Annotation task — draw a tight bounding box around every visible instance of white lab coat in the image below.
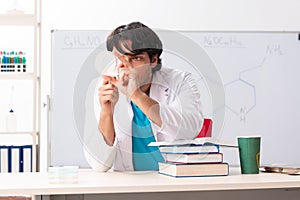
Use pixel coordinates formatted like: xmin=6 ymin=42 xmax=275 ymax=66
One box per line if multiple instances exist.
xmin=84 ymin=67 xmax=203 ymax=172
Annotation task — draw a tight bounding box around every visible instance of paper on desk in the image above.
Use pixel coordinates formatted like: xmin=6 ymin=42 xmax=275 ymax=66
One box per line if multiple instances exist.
xmin=261 ymin=164 xmax=300 ymax=175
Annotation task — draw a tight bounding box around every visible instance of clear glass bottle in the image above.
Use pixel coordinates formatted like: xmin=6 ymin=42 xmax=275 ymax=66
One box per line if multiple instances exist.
xmin=6 ymin=109 xmax=17 ymax=132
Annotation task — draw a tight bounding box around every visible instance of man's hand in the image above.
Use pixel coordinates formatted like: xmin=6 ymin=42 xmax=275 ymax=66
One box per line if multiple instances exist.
xmin=116 ymin=68 xmax=140 ymax=98
xmin=113 ymin=64 xmax=152 ymax=98
xmin=98 ymin=75 xmax=119 ymax=112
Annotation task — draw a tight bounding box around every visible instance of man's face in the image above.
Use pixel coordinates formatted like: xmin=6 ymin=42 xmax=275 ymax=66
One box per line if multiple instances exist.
xmin=114 ymin=51 xmax=152 ymax=69
xmin=112 ymin=40 xmax=158 ymax=88
xmin=112 ymin=39 xmax=158 ymax=69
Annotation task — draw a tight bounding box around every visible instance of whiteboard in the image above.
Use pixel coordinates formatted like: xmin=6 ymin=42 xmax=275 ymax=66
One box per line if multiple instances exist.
xmin=50 ymin=30 xmax=300 ymax=168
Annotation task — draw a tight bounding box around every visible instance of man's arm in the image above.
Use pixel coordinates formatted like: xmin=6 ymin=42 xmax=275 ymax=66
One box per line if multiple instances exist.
xmin=130 ymin=90 xmax=162 ymax=127
xmin=98 ymin=77 xmax=119 ymax=146
xmin=99 ymin=106 xmax=115 ymax=146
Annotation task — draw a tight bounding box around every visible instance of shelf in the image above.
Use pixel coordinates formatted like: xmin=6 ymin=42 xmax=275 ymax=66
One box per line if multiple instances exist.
xmin=0 ymin=14 xmax=36 ymax=26
xmin=0 ymin=131 xmax=38 ymax=136
xmin=0 ymin=72 xmax=37 ymax=80
xmin=0 ymin=0 xmax=41 ymax=173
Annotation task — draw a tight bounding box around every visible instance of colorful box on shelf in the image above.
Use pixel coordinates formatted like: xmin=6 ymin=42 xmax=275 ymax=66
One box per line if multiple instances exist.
xmin=0 ymin=51 xmax=26 ymax=73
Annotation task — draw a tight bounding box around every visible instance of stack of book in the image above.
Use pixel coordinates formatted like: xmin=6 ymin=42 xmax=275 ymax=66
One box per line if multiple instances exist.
xmin=149 ymin=138 xmax=237 ymax=177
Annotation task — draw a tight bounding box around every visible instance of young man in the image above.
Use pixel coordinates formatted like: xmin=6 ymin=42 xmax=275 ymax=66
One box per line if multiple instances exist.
xmin=87 ymin=22 xmax=203 ymax=171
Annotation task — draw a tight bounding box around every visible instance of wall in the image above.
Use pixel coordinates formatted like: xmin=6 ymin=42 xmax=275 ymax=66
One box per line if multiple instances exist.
xmin=40 ymin=0 xmax=300 ymax=171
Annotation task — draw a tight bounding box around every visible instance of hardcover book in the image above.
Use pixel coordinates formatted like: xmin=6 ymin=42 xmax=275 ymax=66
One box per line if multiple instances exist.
xmin=158 ymin=162 xmax=229 ymax=177
xmin=163 ymin=152 xmax=223 ymax=164
xmin=149 ymin=137 xmax=237 ymax=148
xmin=159 ymin=144 xmax=220 ymax=154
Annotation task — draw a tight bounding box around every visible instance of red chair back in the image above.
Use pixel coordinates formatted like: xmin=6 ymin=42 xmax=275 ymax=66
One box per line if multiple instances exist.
xmin=196 ymin=118 xmax=212 ymax=138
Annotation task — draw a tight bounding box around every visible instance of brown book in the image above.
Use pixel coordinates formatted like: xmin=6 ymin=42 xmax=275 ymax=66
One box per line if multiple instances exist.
xmin=158 ymin=162 xmax=229 ymax=177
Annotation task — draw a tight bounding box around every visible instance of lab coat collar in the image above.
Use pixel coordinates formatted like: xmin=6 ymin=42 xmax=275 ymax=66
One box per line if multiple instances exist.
xmin=150 ymin=70 xmax=170 ymax=102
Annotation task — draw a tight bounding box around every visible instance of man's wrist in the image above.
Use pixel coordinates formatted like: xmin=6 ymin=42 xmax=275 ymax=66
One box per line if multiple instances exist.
xmin=101 ymin=105 xmax=114 ymax=116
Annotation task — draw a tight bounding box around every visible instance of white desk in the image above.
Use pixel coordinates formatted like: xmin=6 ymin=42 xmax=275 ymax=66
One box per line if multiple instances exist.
xmin=0 ymin=168 xmax=300 ymax=196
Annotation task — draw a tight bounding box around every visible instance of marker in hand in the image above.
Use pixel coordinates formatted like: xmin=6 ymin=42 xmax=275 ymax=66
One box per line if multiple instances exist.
xmin=102 ymin=57 xmax=121 ymax=82
xmin=102 ymin=72 xmax=118 ymax=86
xmin=102 ymin=72 xmax=119 ymax=81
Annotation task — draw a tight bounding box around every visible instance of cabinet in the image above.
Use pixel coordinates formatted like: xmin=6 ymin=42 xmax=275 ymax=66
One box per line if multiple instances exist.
xmin=0 ymin=0 xmax=41 ymax=172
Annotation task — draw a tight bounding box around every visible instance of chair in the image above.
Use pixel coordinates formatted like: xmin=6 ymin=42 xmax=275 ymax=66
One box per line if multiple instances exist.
xmin=196 ymin=118 xmax=212 ymax=138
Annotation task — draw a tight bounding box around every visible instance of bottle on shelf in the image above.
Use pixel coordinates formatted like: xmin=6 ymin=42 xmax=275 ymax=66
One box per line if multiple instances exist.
xmin=0 ymin=51 xmax=27 ymax=73
xmin=6 ymin=109 xmax=17 ymax=132
xmin=6 ymin=85 xmax=17 ymax=132
xmin=6 ymin=0 xmax=25 ymax=14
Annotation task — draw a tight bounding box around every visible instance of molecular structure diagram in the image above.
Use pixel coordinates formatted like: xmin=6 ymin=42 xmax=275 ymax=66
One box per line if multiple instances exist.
xmin=224 ymin=44 xmax=283 ymax=122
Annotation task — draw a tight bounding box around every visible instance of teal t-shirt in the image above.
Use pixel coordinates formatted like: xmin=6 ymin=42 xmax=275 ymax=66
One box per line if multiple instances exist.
xmin=131 ymin=101 xmax=164 ymax=171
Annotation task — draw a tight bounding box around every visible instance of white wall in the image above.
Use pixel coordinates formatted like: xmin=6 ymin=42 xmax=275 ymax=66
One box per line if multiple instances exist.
xmin=40 ymin=0 xmax=300 ymax=171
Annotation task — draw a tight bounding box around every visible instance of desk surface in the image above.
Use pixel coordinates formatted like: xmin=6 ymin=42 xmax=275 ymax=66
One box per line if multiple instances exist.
xmin=1 ymin=168 xmax=300 ymax=195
